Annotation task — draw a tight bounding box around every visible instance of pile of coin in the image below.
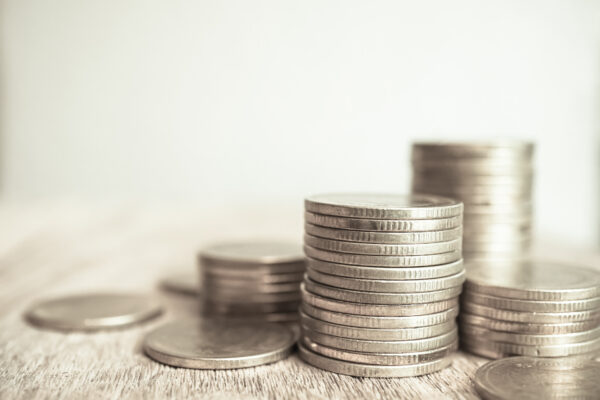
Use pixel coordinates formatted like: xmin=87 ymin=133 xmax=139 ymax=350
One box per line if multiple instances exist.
xmin=460 ymin=261 xmax=600 ymax=358
xmin=411 ymin=142 xmax=534 ymax=261
xmin=198 ymin=241 xmax=305 ymax=322
xmin=298 ymin=193 xmax=465 ymax=377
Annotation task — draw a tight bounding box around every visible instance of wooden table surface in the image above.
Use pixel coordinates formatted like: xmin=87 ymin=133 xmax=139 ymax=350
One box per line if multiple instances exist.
xmin=1 ymin=201 xmax=598 ymax=400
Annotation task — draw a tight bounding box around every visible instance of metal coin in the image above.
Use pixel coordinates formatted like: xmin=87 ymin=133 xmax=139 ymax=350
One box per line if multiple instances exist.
xmin=305 ymin=278 xmax=462 ymax=305
xmin=300 ymin=311 xmax=456 ymax=340
xmin=411 ymin=182 xmax=532 ymax=198
xmin=412 ymin=171 xmax=534 ymax=186
xmin=304 ymin=234 xmax=461 ymax=256
xmin=462 ymin=240 xmax=531 ymax=253
xmin=460 ymin=324 xmax=600 ymax=346
xmin=463 ymin=291 xmax=600 ymax=312
xmin=302 ymin=335 xmax=458 ymax=366
xmin=25 ymin=293 xmax=162 ymax=331
xmin=302 ymin=326 xmax=458 ymax=352
xmin=199 ymin=241 xmax=304 ymax=265
xmin=205 ymin=311 xmax=299 ymax=323
xmin=305 ymin=224 xmax=462 ymax=244
xmin=307 ymin=257 xmax=464 ymax=280
xmin=203 ymin=300 xmax=300 ymax=313
xmin=412 ymin=161 xmax=533 ymax=176
xmin=143 ymin=319 xmax=295 ymax=369
xmin=412 ymin=141 xmax=535 ymax=160
xmin=305 ymin=212 xmax=462 ymax=232
xmin=302 ymin=285 xmax=458 ymax=316
xmin=465 ymin=261 xmax=600 ymax=301
xmin=203 ymin=280 xmax=300 ymax=294
xmin=160 ymin=272 xmax=200 ymax=296
xmin=203 ymin=270 xmax=304 ymax=283
xmin=301 ymin=303 xmax=459 ymax=328
xmin=304 ymin=246 xmax=461 ymax=267
xmin=201 ymin=260 xmax=306 ymax=274
xmin=298 ymin=343 xmax=452 ymax=377
xmin=304 ymin=193 xmax=462 ymax=219
xmin=462 ymin=302 xmax=600 ymax=324
xmin=474 ymin=356 xmax=600 ymax=400
xmin=460 ymin=313 xmax=600 ymax=335
xmin=204 ymin=289 xmax=301 ymax=303
xmin=307 ymin=268 xmax=465 ymax=293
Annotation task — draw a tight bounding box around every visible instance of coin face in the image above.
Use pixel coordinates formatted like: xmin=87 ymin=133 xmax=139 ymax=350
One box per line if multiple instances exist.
xmin=465 ymin=261 xmax=600 ymax=301
xmin=200 ymin=241 xmax=304 ymax=264
xmin=474 ymin=357 xmax=600 ymax=400
xmin=143 ymin=319 xmax=296 ymax=369
xmin=25 ymin=293 xmax=162 ymax=331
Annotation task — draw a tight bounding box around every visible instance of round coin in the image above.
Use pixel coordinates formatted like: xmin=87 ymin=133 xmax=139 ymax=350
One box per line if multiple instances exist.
xmin=144 ymin=319 xmax=295 ymax=369
xmin=203 ymin=280 xmax=300 ymax=294
xmin=304 ymin=235 xmax=461 ymax=256
xmin=203 ymin=270 xmax=304 ymax=283
xmin=202 ymin=300 xmax=300 ymax=314
xmin=25 ymin=293 xmax=162 ymax=331
xmin=200 ymin=241 xmax=303 ymax=265
xmin=203 ymin=289 xmax=301 ymax=303
xmin=304 ymin=193 xmax=462 ymax=220
xmin=305 ymin=212 xmax=462 ymax=232
xmin=463 ymin=292 xmax=600 ymax=312
xmin=298 ymin=343 xmax=452 ymax=377
xmin=461 ymin=302 xmax=600 ymax=324
xmin=412 ymin=141 xmax=535 ymax=160
xmin=160 ymin=272 xmax=200 ymax=296
xmin=474 ymin=356 xmax=600 ymax=400
xmin=304 ymin=246 xmax=461 ymax=267
xmin=305 ymin=224 xmax=462 ymax=244
xmin=307 ymin=268 xmax=465 ymax=293
xmin=460 ymin=313 xmax=600 ymax=335
xmin=461 ymin=324 xmax=600 ymax=346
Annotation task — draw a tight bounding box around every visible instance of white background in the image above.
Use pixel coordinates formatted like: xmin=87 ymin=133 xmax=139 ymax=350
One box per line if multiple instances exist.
xmin=1 ymin=0 xmax=599 ymax=247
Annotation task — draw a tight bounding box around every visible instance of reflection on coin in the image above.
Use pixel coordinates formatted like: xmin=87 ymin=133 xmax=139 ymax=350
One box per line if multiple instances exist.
xmin=144 ymin=319 xmax=295 ymax=369
xmin=465 ymin=262 xmax=600 ymax=301
xmin=200 ymin=241 xmax=304 ymax=265
xmin=304 ymin=193 xmax=462 ymax=219
xmin=474 ymin=356 xmax=600 ymax=400
xmin=460 ymin=313 xmax=599 ymax=335
xmin=305 ymin=246 xmax=461 ymax=267
xmin=461 ymin=302 xmax=600 ymax=324
xmin=461 ymin=324 xmax=600 ymax=346
xmin=307 ymin=257 xmax=464 ymax=280
xmin=463 ymin=292 xmax=600 ymax=313
xmin=161 ymin=272 xmax=200 ymax=296
xmin=298 ymin=343 xmax=452 ymax=377
xmin=305 ymin=212 xmax=462 ymax=232
xmin=305 ymin=224 xmax=462 ymax=244
xmin=25 ymin=293 xmax=162 ymax=331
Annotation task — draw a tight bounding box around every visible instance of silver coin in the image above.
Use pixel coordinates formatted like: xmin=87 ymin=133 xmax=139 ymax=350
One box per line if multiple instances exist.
xmin=304 ymin=234 xmax=462 ymax=256
xmin=412 ymin=141 xmax=535 ymax=159
xmin=302 ymin=326 xmax=458 ymax=353
xmin=474 ymin=356 xmax=600 ymax=400
xmin=143 ymin=319 xmax=295 ymax=369
xmin=461 ymin=335 xmax=600 ymax=358
xmin=460 ymin=313 xmax=600 ymax=335
xmin=300 ymin=311 xmax=456 ymax=340
xmin=302 ymin=335 xmax=458 ymax=366
xmin=412 ymin=171 xmax=534 ymax=186
xmin=199 ymin=241 xmax=304 ymax=265
xmin=203 ymin=300 xmax=300 ymax=313
xmin=464 ymin=202 xmax=533 ymax=215
xmin=460 ymin=323 xmax=600 ymax=346
xmin=25 ymin=293 xmax=163 ymax=331
xmin=305 ymin=278 xmax=462 ymax=305
xmin=204 ymin=289 xmax=301 ymax=303
xmin=298 ymin=343 xmax=452 ymax=377
xmin=307 ymin=268 xmax=465 ymax=293
xmin=412 ymin=162 xmax=533 ymax=177
xmin=412 ymin=182 xmax=533 ymax=198
xmin=462 ymin=302 xmax=600 ymax=324
xmin=305 ymin=212 xmax=462 ymax=232
xmin=305 ymin=223 xmax=462 ymax=244
xmin=160 ymin=272 xmax=200 ymax=296
xmin=465 ymin=261 xmax=600 ymax=301
xmin=301 ymin=303 xmax=459 ymax=328
xmin=463 ymin=291 xmax=600 ymax=312
xmin=201 ymin=261 xmax=306 ymax=275
xmin=302 ymin=285 xmax=458 ymax=316
xmin=205 ymin=311 xmax=299 ymax=322
xmin=307 ymin=257 xmax=464 ymax=280
xmin=304 ymin=246 xmax=461 ymax=267
xmin=203 ymin=270 xmax=304 ymax=283
xmin=304 ymin=193 xmax=463 ymax=220
xmin=203 ymin=280 xmax=300 ymax=294
xmin=411 ymin=190 xmax=531 ymax=208
xmin=462 ymin=240 xmax=531 ymax=253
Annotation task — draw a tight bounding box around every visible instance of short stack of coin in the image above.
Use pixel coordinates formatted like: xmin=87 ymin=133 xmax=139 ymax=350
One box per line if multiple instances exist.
xmin=298 ymin=193 xmax=466 ymax=377
xmin=411 ymin=142 xmax=534 ymax=261
xmin=460 ymin=261 xmax=600 ymax=359
xmin=198 ymin=241 xmax=305 ymax=322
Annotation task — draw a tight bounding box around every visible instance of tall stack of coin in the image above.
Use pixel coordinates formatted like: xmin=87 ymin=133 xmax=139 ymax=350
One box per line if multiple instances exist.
xmin=411 ymin=142 xmax=534 ymax=261
xmin=198 ymin=241 xmax=305 ymax=322
xmin=460 ymin=261 xmax=600 ymax=358
xmin=298 ymin=193 xmax=465 ymax=377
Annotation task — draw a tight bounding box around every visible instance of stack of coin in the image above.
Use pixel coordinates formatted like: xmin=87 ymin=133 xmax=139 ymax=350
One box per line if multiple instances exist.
xmin=198 ymin=241 xmax=305 ymax=322
xmin=411 ymin=142 xmax=534 ymax=261
xmin=460 ymin=261 xmax=600 ymax=359
xmin=298 ymin=193 xmax=465 ymax=377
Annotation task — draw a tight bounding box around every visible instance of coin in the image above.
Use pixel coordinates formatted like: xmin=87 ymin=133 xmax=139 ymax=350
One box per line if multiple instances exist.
xmin=307 ymin=257 xmax=464 ymax=280
xmin=199 ymin=241 xmax=304 ymax=265
xmin=461 ymin=302 xmax=600 ymax=324
xmin=205 ymin=311 xmax=299 ymax=322
xmin=201 ymin=261 xmax=306 ymax=274
xmin=203 ymin=289 xmax=301 ymax=303
xmin=304 ymin=234 xmax=461 ymax=256
xmin=143 ymin=319 xmax=295 ymax=369
xmin=412 ymin=141 xmax=534 ymax=160
xmin=465 ymin=261 xmax=600 ymax=301
xmin=25 ymin=293 xmax=163 ymax=331
xmin=306 ymin=268 xmax=465 ymax=293
xmin=203 ymin=300 xmax=300 ymax=313
xmin=298 ymin=343 xmax=452 ymax=377
xmin=304 ymin=193 xmax=462 ymax=220
xmin=305 ymin=212 xmax=462 ymax=232
xmin=460 ymin=313 xmax=599 ymax=335
xmin=301 ymin=303 xmax=459 ymax=328
xmin=474 ymin=356 xmax=600 ymax=400
xmin=304 ymin=246 xmax=461 ymax=267
xmin=302 ymin=326 xmax=458 ymax=353
xmin=305 ymin=224 xmax=463 ymax=244
xmin=302 ymin=335 xmax=458 ymax=366
xmin=203 ymin=270 xmax=304 ymax=283
xmin=160 ymin=272 xmax=200 ymax=296
xmin=204 ymin=280 xmax=301 ymax=294
xmin=300 ymin=311 xmax=456 ymax=340
xmin=461 ymin=324 xmax=600 ymax=346
xmin=302 ymin=285 xmax=458 ymax=316
xmin=463 ymin=291 xmax=600 ymax=312
xmin=412 ymin=171 xmax=534 ymax=186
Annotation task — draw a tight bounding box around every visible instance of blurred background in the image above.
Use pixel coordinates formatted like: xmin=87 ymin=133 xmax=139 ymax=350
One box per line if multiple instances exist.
xmin=1 ymin=0 xmax=599 ymax=248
